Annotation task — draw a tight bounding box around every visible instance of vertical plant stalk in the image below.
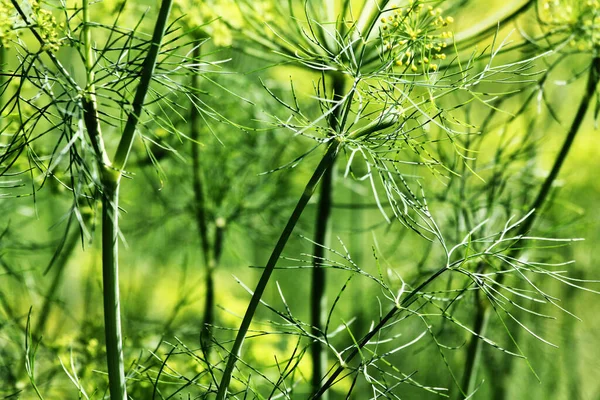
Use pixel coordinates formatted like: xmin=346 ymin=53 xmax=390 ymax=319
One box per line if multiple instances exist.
xmin=457 ymin=282 xmax=491 ymax=399
xmin=310 ymin=167 xmax=333 ymax=396
xmin=80 ymin=1 xmax=126 ymax=398
xmin=81 ymin=0 xmax=173 ymax=398
xmin=100 ymin=174 xmax=127 ymax=400
xmin=188 ymin=42 xmax=215 ymax=356
xmin=458 ymin=56 xmax=600 ymax=399
xmin=310 ymin=73 xmax=345 ymax=398
xmin=216 ymin=141 xmax=341 ymax=400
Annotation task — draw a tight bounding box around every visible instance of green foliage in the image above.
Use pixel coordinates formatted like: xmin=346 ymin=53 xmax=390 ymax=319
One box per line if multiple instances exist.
xmin=1 ymin=0 xmax=599 ymax=399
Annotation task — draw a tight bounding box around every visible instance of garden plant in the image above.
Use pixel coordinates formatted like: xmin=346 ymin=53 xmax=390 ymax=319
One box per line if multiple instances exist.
xmin=0 ymin=0 xmax=599 ymax=399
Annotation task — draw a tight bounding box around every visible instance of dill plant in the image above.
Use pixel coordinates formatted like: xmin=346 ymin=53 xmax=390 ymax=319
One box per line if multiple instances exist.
xmin=0 ymin=0 xmax=221 ymax=396
xmin=454 ymin=1 xmax=600 ymax=397
xmin=216 ymin=2 xmax=460 ymax=396
xmin=196 ymin=1 xmax=591 ymax=398
xmin=0 ymin=0 xmax=598 ymax=398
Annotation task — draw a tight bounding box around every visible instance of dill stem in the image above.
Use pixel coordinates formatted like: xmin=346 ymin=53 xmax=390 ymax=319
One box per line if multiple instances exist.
xmin=188 ymin=43 xmax=216 ymax=357
xmin=311 ymin=72 xmax=345 ymax=398
xmin=216 ymin=140 xmax=341 ymax=400
xmin=459 ymin=56 xmax=600 ymax=399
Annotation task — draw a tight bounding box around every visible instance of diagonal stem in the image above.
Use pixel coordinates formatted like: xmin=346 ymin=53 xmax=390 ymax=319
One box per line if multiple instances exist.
xmin=216 ymin=140 xmax=341 ymax=400
xmin=458 ymin=55 xmax=600 ymax=399
xmin=112 ymin=0 xmax=173 ymax=171
xmin=311 ymin=264 xmax=449 ymax=398
xmin=313 ymin=56 xmax=600 ymax=400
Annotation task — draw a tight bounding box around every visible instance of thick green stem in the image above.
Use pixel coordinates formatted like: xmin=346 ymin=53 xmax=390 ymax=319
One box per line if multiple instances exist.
xmin=83 ymin=1 xmax=173 ymax=397
xmin=458 ymin=56 xmax=600 ymax=399
xmin=458 ymin=287 xmax=491 ymax=398
xmin=101 ymin=173 xmax=127 ymax=400
xmin=453 ymin=0 xmax=534 ymax=48
xmin=1 ymin=45 xmax=5 ymax=108
xmin=203 ymin=224 xmax=224 ymax=353
xmin=310 ymin=73 xmax=345 ymax=398
xmin=356 ymin=0 xmax=392 ymax=41
xmin=190 ymin=45 xmax=210 ymax=266
xmin=216 ymin=141 xmax=341 ymax=400
xmin=81 ymin=1 xmax=126 ymax=397
xmin=82 ymin=0 xmax=110 ymax=166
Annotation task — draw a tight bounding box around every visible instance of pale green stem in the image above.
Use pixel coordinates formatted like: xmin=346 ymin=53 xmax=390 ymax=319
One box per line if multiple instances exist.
xmin=85 ymin=0 xmax=173 ymax=397
xmin=453 ymin=0 xmax=535 ymax=48
xmin=356 ymin=0 xmax=392 ymax=41
xmin=101 ymin=174 xmax=127 ymax=400
xmin=81 ymin=0 xmax=125 ymax=396
xmin=1 ymin=45 xmax=5 ymax=108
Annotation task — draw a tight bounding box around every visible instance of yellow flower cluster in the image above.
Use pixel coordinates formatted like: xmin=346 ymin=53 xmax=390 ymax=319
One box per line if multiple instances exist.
xmin=1 ymin=0 xmax=63 ymax=50
xmin=0 ymin=0 xmax=17 ymax=46
xmin=30 ymin=0 xmax=63 ymax=52
xmin=540 ymin=0 xmax=600 ymax=51
xmin=380 ymin=0 xmax=453 ymax=73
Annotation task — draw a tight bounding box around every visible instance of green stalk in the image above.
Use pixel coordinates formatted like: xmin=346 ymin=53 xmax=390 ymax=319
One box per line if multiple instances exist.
xmin=310 ymin=73 xmax=345 ymax=398
xmin=310 ymin=166 xmax=333 ymax=397
xmin=81 ymin=0 xmax=110 ymax=167
xmin=100 ymin=172 xmax=127 ymax=400
xmin=1 ymin=45 xmax=5 ymax=108
xmin=458 ymin=56 xmax=600 ymax=399
xmin=456 ymin=284 xmax=490 ymax=399
xmin=216 ymin=140 xmax=341 ymax=400
xmin=112 ymin=0 xmax=173 ymax=171
xmin=80 ymin=1 xmax=125 ymax=397
xmin=203 ymin=222 xmax=225 ymax=351
xmin=7 ymin=0 xmax=172 ymax=397
xmin=83 ymin=0 xmax=173 ymax=397
xmin=356 ymin=0 xmax=392 ymax=42
xmin=188 ymin=43 xmax=215 ymax=355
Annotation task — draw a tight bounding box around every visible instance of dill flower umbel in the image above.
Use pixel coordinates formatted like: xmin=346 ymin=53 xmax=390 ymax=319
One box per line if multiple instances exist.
xmin=0 ymin=0 xmax=17 ymax=46
xmin=31 ymin=0 xmax=63 ymax=52
xmin=6 ymin=0 xmax=64 ymax=51
xmin=379 ymin=0 xmax=453 ymax=72
xmin=539 ymin=0 xmax=600 ymax=51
